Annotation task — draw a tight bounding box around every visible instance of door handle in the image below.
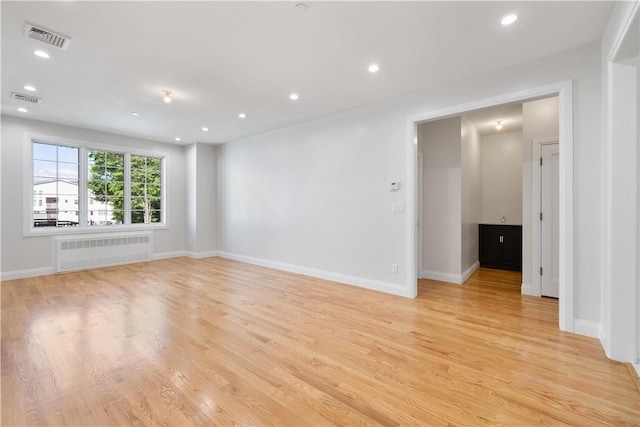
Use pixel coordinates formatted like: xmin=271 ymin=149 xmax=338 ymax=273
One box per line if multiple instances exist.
xmin=499 ymin=235 xmax=504 ymax=243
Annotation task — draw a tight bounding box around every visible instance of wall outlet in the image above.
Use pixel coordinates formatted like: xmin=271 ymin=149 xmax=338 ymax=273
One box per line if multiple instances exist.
xmin=391 ymin=263 xmax=399 ymax=274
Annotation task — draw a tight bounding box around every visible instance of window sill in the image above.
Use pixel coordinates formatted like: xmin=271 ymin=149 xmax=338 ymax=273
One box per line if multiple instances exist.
xmin=24 ymin=223 xmax=168 ymax=238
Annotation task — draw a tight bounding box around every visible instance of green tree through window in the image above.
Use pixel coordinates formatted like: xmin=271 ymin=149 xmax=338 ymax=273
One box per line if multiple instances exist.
xmin=88 ymin=150 xmax=124 ymax=223
xmin=87 ymin=151 xmax=161 ymax=224
xmin=131 ymin=155 xmax=162 ymax=224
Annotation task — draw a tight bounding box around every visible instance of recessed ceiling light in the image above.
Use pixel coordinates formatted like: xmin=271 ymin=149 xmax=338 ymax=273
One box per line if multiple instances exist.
xmin=17 ymin=107 xmax=28 ymax=113
xmin=175 ymin=137 xmax=181 ymax=142
xmin=131 ymin=112 xmax=139 ymax=116
xmin=23 ymin=85 xmax=36 ymax=91
xmin=368 ymin=63 xmax=380 ymax=73
xmin=496 ymin=121 xmax=503 ymax=130
xmin=33 ymin=50 xmax=50 ymax=59
xmin=202 ymin=127 xmax=209 ymax=132
xmin=501 ymin=14 xmax=518 ymax=26
xmin=238 ymin=113 xmax=247 ymax=119
xmin=289 ymin=93 xmax=299 ymax=101
xmin=163 ymin=90 xmax=172 ymax=103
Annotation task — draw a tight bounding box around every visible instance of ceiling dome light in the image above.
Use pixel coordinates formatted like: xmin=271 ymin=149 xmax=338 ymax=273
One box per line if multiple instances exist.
xmin=496 ymin=121 xmax=503 ymax=130
xmin=238 ymin=113 xmax=247 ymax=119
xmin=501 ymin=14 xmax=518 ymax=26
xmin=175 ymin=137 xmax=181 ymax=142
xmin=23 ymin=85 xmax=36 ymax=91
xmin=289 ymin=93 xmax=299 ymax=101
xmin=33 ymin=50 xmax=50 ymax=58
xmin=202 ymin=127 xmax=209 ymax=131
xmin=368 ymin=63 xmax=380 ymax=73
xmin=131 ymin=112 xmax=139 ymax=116
xmin=17 ymin=107 xmax=28 ymax=113
xmin=162 ymin=90 xmax=172 ymax=103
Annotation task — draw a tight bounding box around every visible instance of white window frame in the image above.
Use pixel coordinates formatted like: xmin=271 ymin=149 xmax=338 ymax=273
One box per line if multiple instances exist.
xmin=23 ymin=133 xmax=168 ymax=237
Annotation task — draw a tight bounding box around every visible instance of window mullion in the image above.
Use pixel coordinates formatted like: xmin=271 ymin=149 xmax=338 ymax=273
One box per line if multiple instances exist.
xmin=124 ymin=153 xmax=131 ymax=225
xmin=79 ymin=147 xmax=88 ymax=228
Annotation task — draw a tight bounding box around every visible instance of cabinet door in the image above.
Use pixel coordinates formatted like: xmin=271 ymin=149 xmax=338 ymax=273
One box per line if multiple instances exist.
xmin=501 ymin=227 xmax=522 ymax=271
xmin=479 ymin=225 xmax=503 ymax=267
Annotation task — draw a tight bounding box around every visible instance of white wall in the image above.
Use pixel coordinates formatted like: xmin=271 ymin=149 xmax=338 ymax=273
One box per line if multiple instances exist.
xmin=461 ymin=116 xmax=482 ymax=276
xmin=0 ymin=115 xmax=186 ymax=278
xmin=185 ymin=143 xmax=217 ymax=255
xmin=215 ymin=42 xmax=602 ymax=313
xmin=600 ymin=0 xmax=639 ymax=363
xmin=418 ymin=117 xmax=462 ymax=281
xmin=481 ymin=131 xmax=523 ymax=225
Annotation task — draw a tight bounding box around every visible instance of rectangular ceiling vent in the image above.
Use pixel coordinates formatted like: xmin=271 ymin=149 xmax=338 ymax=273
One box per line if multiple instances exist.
xmin=24 ymin=22 xmax=71 ymax=50
xmin=10 ymin=92 xmax=41 ymax=104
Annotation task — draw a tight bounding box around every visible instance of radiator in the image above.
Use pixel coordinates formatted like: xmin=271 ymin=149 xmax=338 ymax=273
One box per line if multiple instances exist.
xmin=55 ymin=232 xmax=153 ymax=273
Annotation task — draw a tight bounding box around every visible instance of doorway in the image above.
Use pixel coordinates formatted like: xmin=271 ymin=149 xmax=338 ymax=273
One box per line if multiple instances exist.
xmin=406 ymin=81 xmax=575 ymax=332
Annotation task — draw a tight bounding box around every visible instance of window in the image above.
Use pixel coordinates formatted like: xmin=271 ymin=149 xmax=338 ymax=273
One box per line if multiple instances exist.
xmin=88 ymin=150 xmax=124 ymax=226
xmin=130 ymin=155 xmax=162 ymax=224
xmin=30 ymin=141 xmax=164 ymax=231
xmin=33 ymin=143 xmax=79 ymax=227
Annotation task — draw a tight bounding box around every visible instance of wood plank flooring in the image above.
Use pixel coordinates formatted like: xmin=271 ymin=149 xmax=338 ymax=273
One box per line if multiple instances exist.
xmin=2 ymin=257 xmax=639 ymax=426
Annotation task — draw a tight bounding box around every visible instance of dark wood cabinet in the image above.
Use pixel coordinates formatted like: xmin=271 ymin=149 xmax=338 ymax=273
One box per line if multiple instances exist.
xmin=479 ymin=224 xmax=522 ymax=271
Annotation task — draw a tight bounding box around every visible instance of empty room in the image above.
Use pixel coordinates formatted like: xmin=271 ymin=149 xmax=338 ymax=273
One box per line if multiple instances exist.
xmin=1 ymin=1 xmax=639 ymax=426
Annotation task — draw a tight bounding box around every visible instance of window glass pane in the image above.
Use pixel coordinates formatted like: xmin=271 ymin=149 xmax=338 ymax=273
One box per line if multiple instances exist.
xmin=58 ymin=146 xmax=78 ymax=163
xmin=87 ymin=150 xmax=125 ymax=227
xmin=32 ymin=142 xmax=80 ymax=228
xmin=129 ymin=155 xmax=162 ymax=225
xmin=34 ymin=160 xmax=57 ymax=178
xmin=33 ymin=142 xmax=57 ymax=161
xmin=58 ymin=162 xmax=78 ymax=180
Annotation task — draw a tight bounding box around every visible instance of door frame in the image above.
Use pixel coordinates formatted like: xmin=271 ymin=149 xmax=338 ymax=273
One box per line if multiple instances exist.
xmin=405 ymin=80 xmax=575 ymax=333
xmin=532 ymin=138 xmax=560 ymax=297
xmin=417 ymin=151 xmax=424 ymax=279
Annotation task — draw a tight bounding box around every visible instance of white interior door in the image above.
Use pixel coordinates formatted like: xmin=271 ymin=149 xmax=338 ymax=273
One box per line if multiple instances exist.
xmin=541 ymin=143 xmax=560 ymax=298
xmin=417 ymin=151 xmax=424 ymax=279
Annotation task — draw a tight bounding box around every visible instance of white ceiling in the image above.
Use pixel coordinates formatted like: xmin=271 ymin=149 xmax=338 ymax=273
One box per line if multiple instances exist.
xmin=1 ymin=1 xmax=613 ymax=145
xmin=463 ymin=102 xmax=524 ymax=137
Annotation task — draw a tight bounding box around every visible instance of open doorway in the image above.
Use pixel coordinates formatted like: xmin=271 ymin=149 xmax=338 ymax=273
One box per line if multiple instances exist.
xmin=406 ymin=81 xmax=575 ymax=333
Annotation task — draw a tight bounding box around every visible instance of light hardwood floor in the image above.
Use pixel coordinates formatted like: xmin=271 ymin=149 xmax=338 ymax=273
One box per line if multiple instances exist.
xmin=2 ymin=257 xmax=639 ymax=426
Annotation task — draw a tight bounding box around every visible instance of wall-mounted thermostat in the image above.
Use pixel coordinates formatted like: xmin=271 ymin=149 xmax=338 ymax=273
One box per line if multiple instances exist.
xmin=390 ymin=181 xmax=399 ymax=191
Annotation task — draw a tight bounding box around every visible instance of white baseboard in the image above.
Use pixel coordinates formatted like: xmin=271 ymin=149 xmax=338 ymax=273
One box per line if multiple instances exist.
xmin=461 ymin=261 xmax=480 ymax=283
xmin=520 ymin=282 xmax=538 ymax=296
xmin=185 ymin=250 xmax=219 ymax=259
xmin=574 ymin=319 xmax=601 ymax=338
xmin=421 ymin=270 xmax=462 ymax=285
xmin=216 ymin=251 xmax=411 ymax=297
xmin=152 ymin=250 xmax=188 ymax=260
xmin=1 ymin=266 xmax=55 ymax=281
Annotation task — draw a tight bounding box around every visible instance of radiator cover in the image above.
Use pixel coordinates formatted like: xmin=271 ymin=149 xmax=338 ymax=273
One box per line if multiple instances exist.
xmin=54 ymin=232 xmax=153 ymax=273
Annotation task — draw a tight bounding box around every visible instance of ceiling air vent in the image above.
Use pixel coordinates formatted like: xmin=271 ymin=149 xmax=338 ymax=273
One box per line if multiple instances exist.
xmin=10 ymin=92 xmax=41 ymax=104
xmin=24 ymin=22 xmax=71 ymax=50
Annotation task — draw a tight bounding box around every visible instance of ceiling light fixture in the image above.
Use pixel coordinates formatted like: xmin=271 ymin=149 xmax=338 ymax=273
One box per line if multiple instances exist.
xmin=132 ymin=112 xmax=139 ymax=116
xmin=368 ymin=63 xmax=380 ymax=73
xmin=501 ymin=14 xmax=518 ymax=26
xmin=162 ymin=90 xmax=172 ymax=103
xmin=496 ymin=121 xmax=503 ymax=130
xmin=175 ymin=137 xmax=181 ymax=142
xmin=289 ymin=93 xmax=299 ymax=101
xmin=33 ymin=50 xmax=50 ymax=58
xmin=17 ymin=107 xmax=28 ymax=113
xmin=238 ymin=113 xmax=247 ymax=119
xmin=23 ymin=85 xmax=36 ymax=91
xmin=202 ymin=127 xmax=209 ymax=131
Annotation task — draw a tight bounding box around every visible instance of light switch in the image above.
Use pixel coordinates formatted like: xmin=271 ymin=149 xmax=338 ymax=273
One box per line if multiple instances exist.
xmin=391 ymin=203 xmax=405 ymax=213
xmin=390 ymin=181 xmax=399 ymax=191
